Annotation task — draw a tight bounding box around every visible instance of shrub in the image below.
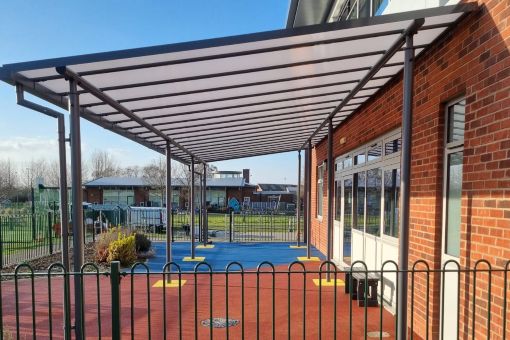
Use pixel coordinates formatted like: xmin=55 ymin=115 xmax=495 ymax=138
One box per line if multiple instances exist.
xmin=134 ymin=232 xmax=152 ymax=253
xmin=107 ymin=235 xmax=137 ymax=267
xmin=95 ymin=227 xmax=129 ymax=263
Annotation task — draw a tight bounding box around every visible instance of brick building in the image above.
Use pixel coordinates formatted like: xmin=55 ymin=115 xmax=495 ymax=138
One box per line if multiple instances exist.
xmin=289 ymin=0 xmax=509 ymax=338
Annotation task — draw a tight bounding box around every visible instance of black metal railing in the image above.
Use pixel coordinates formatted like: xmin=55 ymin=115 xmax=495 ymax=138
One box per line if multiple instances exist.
xmin=0 ymin=212 xmax=99 ymax=267
xmin=1 ymin=259 xmax=508 ymax=339
xmin=0 ymin=213 xmax=63 ymax=267
xmin=231 ymin=211 xmax=302 ymax=242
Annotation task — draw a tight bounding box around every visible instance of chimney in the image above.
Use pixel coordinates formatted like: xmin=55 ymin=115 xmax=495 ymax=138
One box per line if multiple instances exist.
xmin=242 ymin=169 xmax=250 ymax=183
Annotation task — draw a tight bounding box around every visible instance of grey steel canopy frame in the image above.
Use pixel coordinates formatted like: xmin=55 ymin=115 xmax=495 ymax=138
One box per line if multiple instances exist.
xmin=0 ymin=4 xmax=474 ymax=164
xmin=0 ymin=4 xmax=475 ymax=340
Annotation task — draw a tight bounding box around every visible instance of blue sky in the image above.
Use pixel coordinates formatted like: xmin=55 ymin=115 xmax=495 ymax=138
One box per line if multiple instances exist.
xmin=0 ymin=0 xmax=301 ymax=184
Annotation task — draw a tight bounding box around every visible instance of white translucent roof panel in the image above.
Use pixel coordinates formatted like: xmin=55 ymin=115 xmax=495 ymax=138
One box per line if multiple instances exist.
xmin=0 ymin=4 xmax=475 ymax=163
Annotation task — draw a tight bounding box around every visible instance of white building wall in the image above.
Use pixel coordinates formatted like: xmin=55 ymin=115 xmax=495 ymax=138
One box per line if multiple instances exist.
xmin=381 ymin=0 xmax=460 ymax=15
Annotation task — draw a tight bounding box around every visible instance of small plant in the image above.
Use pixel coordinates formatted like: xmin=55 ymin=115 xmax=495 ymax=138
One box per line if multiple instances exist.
xmin=134 ymin=232 xmax=152 ymax=253
xmin=107 ymin=235 xmax=137 ymax=267
xmin=95 ymin=227 xmax=129 ymax=263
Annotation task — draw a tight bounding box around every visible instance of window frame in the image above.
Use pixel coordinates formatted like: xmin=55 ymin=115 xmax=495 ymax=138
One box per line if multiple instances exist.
xmin=334 ymin=129 xmax=401 ymax=241
xmin=442 ymin=97 xmax=466 ymax=260
xmin=317 ymin=162 xmax=325 ymax=218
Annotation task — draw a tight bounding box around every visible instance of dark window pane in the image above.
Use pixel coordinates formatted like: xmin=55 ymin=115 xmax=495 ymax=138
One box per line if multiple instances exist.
xmin=368 ymin=143 xmax=382 ymax=161
xmin=384 ymin=169 xmax=400 ymax=238
xmin=447 ymin=99 xmax=466 ymax=143
xmin=335 ymin=180 xmax=341 ymax=221
xmin=446 ymin=152 xmax=463 ymax=257
xmin=366 ymin=168 xmax=381 ymax=236
xmin=355 ymin=152 xmax=366 ymax=165
xmin=343 ymin=178 xmax=353 ymax=264
xmin=353 ymin=171 xmax=365 ymax=231
xmin=317 ymin=165 xmax=324 ymax=216
xmin=385 ymin=137 xmax=401 ymax=155
xmin=343 ymin=156 xmax=353 ymax=168
xmin=359 ymin=0 xmax=370 ymax=18
xmin=372 ymin=0 xmax=385 ymax=15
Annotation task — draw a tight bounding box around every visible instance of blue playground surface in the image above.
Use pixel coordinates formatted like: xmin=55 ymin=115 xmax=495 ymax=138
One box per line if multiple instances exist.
xmin=142 ymin=242 xmax=325 ymax=272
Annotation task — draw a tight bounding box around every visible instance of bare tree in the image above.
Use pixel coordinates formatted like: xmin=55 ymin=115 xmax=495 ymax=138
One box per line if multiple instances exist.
xmin=121 ymin=165 xmax=141 ymax=178
xmin=0 ymin=159 xmax=18 ymax=201
xmin=88 ymin=150 xmax=120 ymax=179
xmin=142 ymin=157 xmax=166 ymax=205
xmin=20 ymin=159 xmax=49 ymax=189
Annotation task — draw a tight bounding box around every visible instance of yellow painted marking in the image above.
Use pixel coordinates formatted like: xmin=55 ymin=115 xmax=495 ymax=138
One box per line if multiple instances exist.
xmin=297 ymin=256 xmax=321 ymax=261
xmin=183 ymin=256 xmax=205 ymax=262
xmin=152 ymin=279 xmax=187 ymax=288
xmin=196 ymin=244 xmax=215 ymax=249
xmin=289 ymin=245 xmax=307 ymax=249
xmin=312 ymin=278 xmax=345 ymax=287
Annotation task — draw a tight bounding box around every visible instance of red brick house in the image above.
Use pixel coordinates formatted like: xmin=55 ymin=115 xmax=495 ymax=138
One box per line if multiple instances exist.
xmin=290 ymin=0 xmax=509 ymax=338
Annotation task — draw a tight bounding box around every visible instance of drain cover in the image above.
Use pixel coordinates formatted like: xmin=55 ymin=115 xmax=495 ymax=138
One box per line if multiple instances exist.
xmin=201 ymin=318 xmax=239 ymax=328
xmin=367 ymin=331 xmax=390 ymax=338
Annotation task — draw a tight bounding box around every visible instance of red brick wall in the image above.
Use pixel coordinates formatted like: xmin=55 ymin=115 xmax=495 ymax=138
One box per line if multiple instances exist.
xmin=310 ymin=1 xmax=510 ymax=338
xmin=83 ymin=188 xmax=102 ymax=204
xmin=134 ymin=187 xmax=149 ymax=205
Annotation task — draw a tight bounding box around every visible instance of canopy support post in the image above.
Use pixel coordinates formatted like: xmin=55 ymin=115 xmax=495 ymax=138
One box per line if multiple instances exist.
xmin=296 ymin=150 xmax=302 ymax=246
xmin=69 ymin=78 xmax=84 ymax=340
xmin=397 ymin=32 xmax=416 ymax=340
xmin=306 ymin=141 xmax=312 ymax=259
xmin=327 ymin=117 xmax=334 ymax=280
xmin=15 ymin=85 xmax=72 ymax=339
xmin=190 ymin=158 xmax=195 ymax=259
xmin=165 ymin=142 xmax=172 ymax=265
xmin=202 ymin=163 xmax=208 ymax=245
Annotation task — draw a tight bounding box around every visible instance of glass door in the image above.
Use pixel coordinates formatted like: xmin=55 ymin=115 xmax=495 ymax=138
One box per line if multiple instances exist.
xmin=342 ymin=176 xmax=353 ymax=265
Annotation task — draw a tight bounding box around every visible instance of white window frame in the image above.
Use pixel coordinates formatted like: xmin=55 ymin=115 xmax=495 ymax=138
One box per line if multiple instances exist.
xmin=317 ymin=163 xmax=325 ymax=219
xmin=441 ymin=97 xmax=466 ymax=261
xmin=334 ymin=129 xmax=402 ymax=241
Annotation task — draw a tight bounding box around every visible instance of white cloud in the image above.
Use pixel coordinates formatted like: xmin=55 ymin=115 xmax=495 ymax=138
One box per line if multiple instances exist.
xmin=0 ymin=136 xmax=59 ymax=162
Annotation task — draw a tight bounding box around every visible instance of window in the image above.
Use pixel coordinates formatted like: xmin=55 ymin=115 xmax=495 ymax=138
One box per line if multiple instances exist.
xmin=355 ymin=151 xmax=366 ymax=165
xmin=443 ymin=98 xmax=465 ymax=257
xmin=366 ymin=168 xmax=382 ymax=236
xmin=367 ymin=143 xmax=382 ymax=162
xmin=353 ymin=171 xmax=365 ymax=231
xmin=334 ymin=129 xmax=401 ymax=240
xmin=343 ymin=155 xmax=353 ymax=168
xmin=103 ymin=189 xmax=134 ymax=205
xmin=385 ymin=137 xmax=402 ymax=155
xmin=317 ymin=163 xmax=325 ymax=217
xmin=335 ymin=180 xmax=341 ymax=221
xmin=384 ymin=169 xmax=400 ymax=238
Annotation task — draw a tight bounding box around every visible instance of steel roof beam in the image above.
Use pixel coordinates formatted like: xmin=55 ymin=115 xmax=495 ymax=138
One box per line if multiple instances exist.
xmin=56 ymin=67 xmax=202 ymax=164
xmin=142 ymin=116 xmax=326 ymax=139
xmin=301 ymin=18 xmax=425 ymax=149
xmin=110 ymin=97 xmax=346 ymax=124
xmin=81 ymin=49 xmax=390 ymax=100
xmin=80 ymin=64 xmax=382 ymax=107
xmin=185 ymin=135 xmax=309 ymax=153
xmin=139 ymin=111 xmax=329 ymax=133
xmin=79 ymin=61 xmax=403 ymax=108
xmin=9 ymin=74 xmax=192 ymax=163
xmin=98 ymin=87 xmax=358 ymax=117
xmin=199 ymin=143 xmax=301 ymax=162
xmin=119 ymin=104 xmax=337 ymax=129
xmin=172 ymin=128 xmax=322 ymax=148
xmin=84 ymin=78 xmax=359 ymax=115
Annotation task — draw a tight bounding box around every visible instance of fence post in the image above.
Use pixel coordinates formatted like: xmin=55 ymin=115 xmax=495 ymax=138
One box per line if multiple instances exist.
xmin=171 ymin=211 xmax=175 ymax=242
xmin=110 ymin=261 xmax=122 ymax=340
xmin=229 ymin=210 xmax=234 ymax=243
xmin=47 ymin=211 xmax=53 ymax=254
xmin=31 ymin=187 xmax=36 ymax=240
xmin=0 ymin=216 xmax=3 ymax=268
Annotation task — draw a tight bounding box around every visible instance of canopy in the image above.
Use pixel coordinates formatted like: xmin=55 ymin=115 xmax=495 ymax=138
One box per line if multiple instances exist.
xmin=0 ymin=4 xmax=475 ymax=164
